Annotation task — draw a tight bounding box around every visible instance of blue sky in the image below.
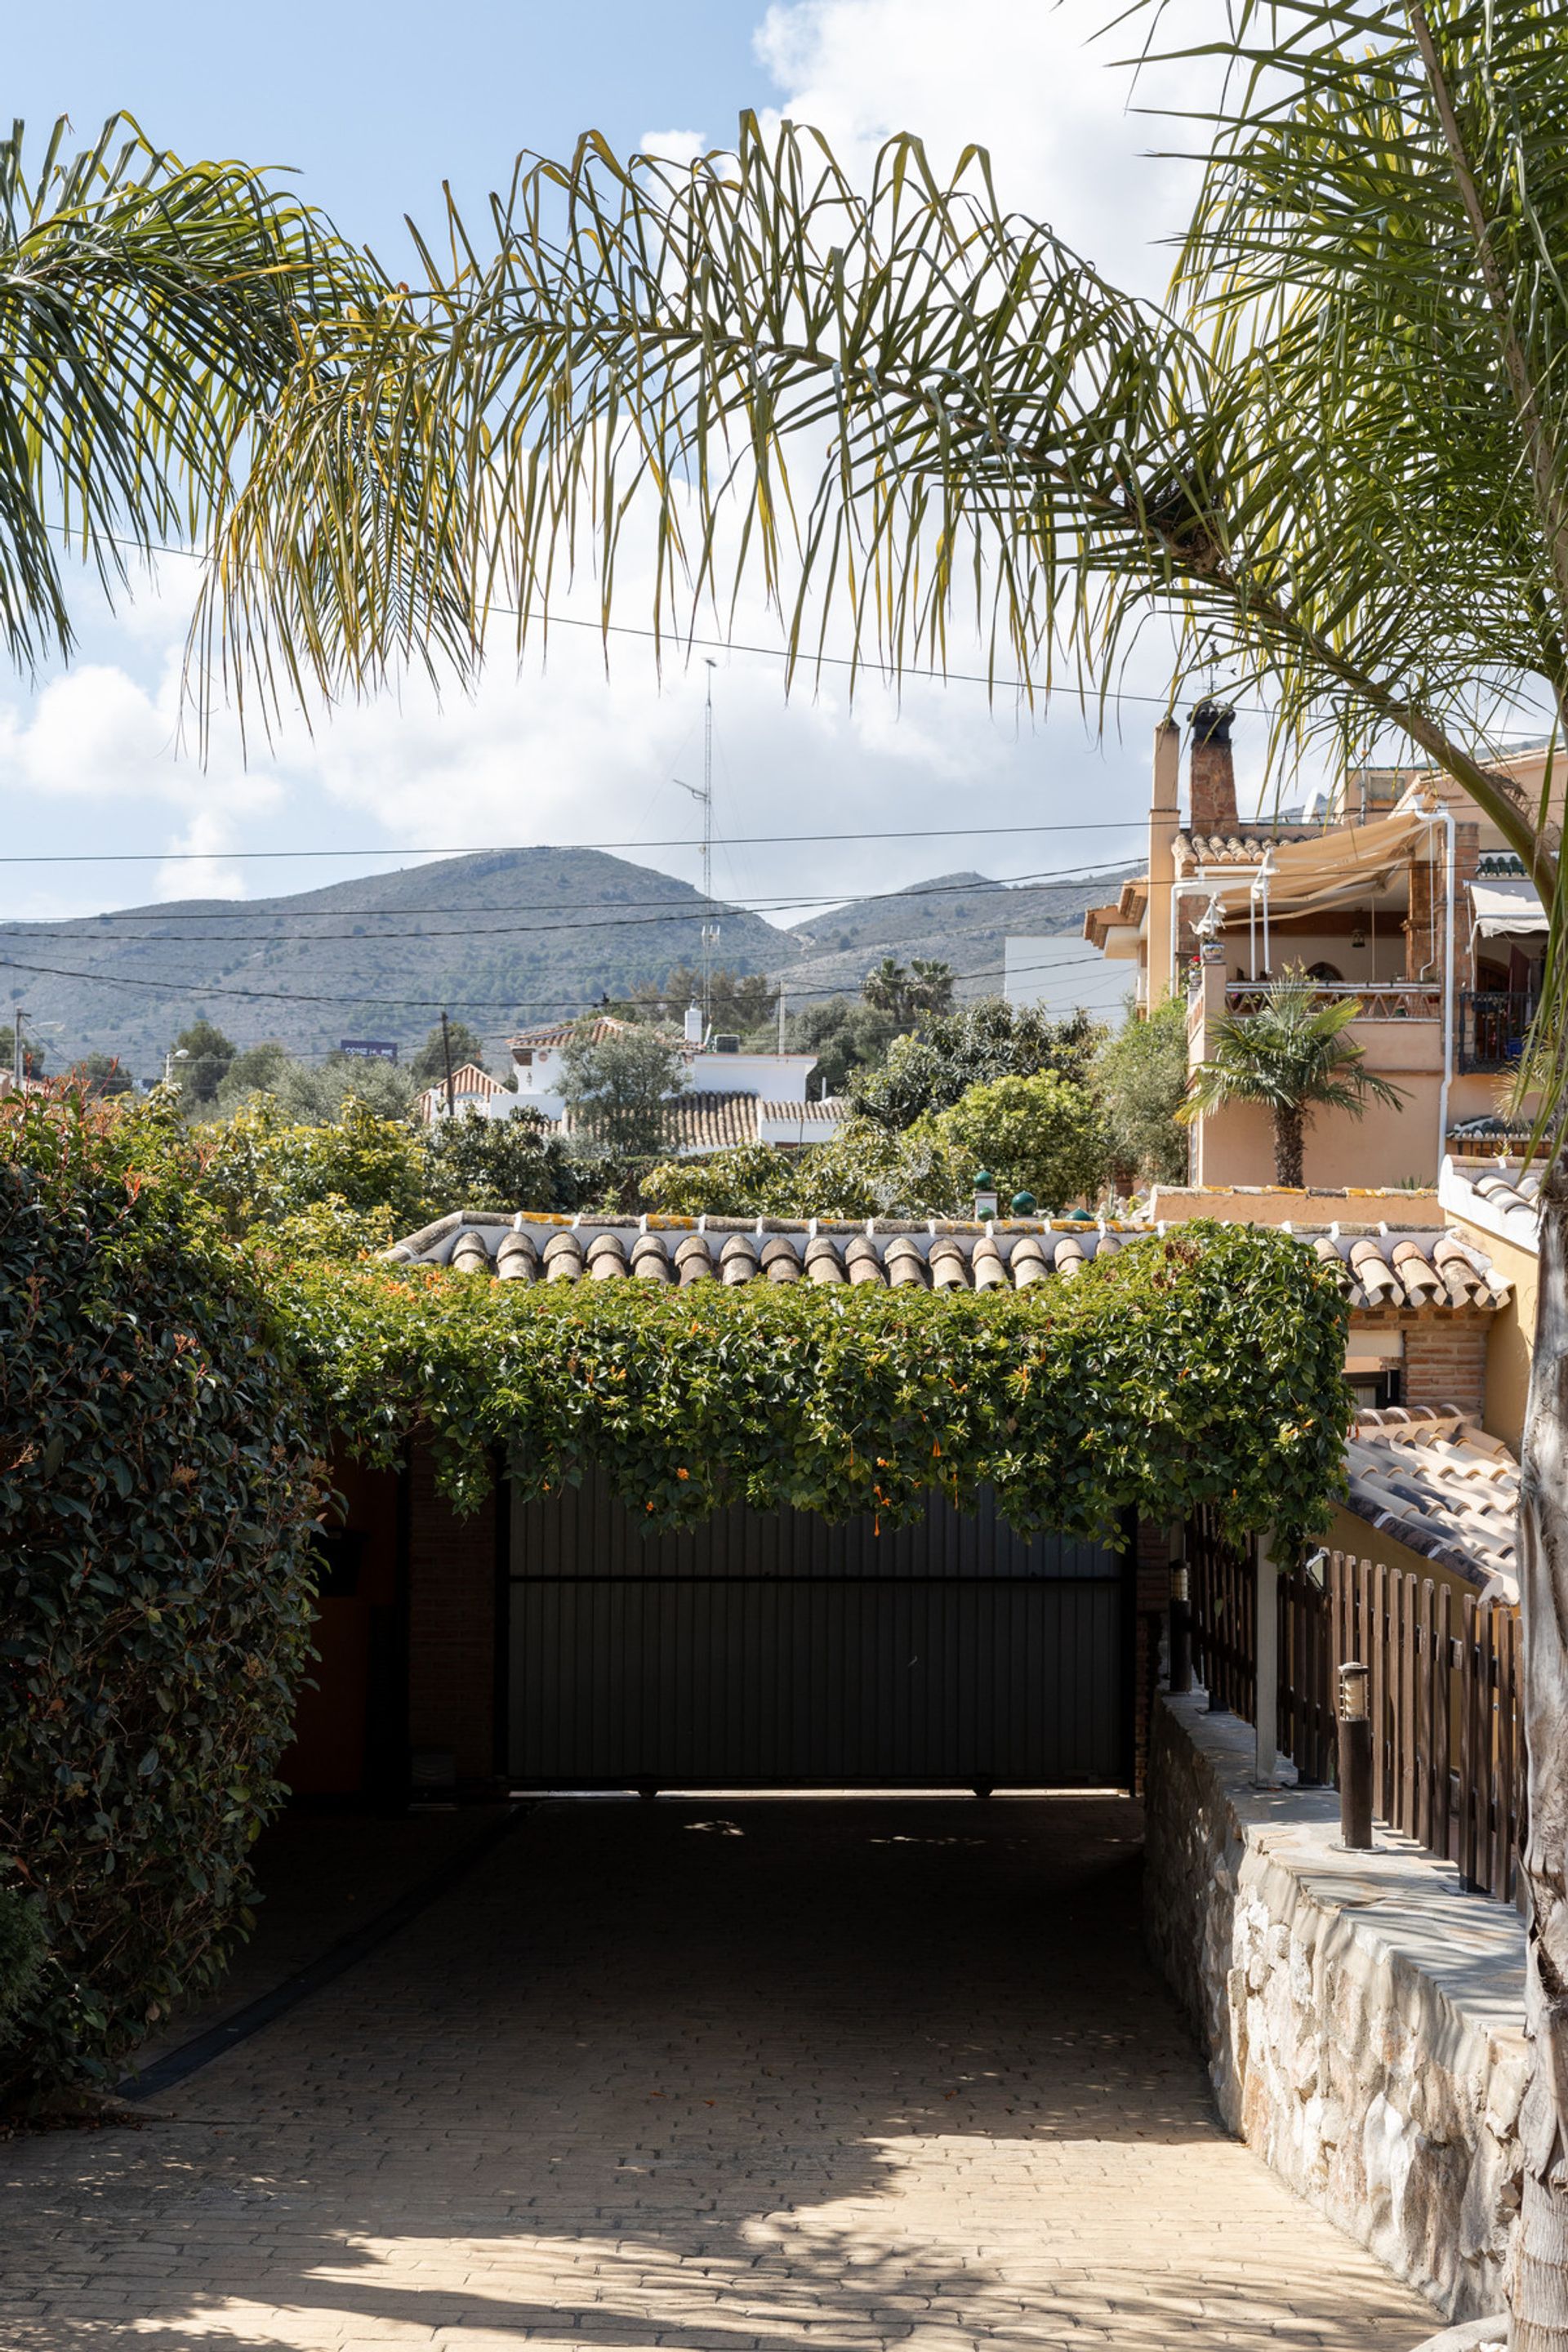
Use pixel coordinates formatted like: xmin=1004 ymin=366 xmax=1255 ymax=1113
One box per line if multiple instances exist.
xmin=2 ymin=2 xmax=1222 ymax=950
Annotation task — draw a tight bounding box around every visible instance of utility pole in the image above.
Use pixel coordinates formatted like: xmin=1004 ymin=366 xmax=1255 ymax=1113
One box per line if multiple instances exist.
xmin=777 ymin=984 xmax=786 ymax=1056
xmin=674 ymin=659 xmax=719 ymax=1037
xmin=11 ymin=1007 xmax=24 ymax=1089
xmin=441 ymin=1009 xmax=456 ymax=1117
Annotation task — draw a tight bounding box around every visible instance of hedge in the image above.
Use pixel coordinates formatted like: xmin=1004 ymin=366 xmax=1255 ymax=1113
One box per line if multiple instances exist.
xmin=0 ymin=1090 xmax=324 ymax=2103
xmin=278 ymin=1218 xmax=1352 ymax=1549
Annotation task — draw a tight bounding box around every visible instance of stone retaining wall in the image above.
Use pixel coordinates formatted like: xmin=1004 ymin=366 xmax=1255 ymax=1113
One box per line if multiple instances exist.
xmin=1146 ymin=1692 xmax=1527 ymax=2321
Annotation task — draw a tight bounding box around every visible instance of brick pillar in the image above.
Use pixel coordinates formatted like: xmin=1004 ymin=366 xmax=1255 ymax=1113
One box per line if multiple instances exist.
xmin=406 ymin=1443 xmax=505 ymax=1794
xmin=1401 ymin=1319 xmax=1488 ymax=1419
xmin=1187 ymin=699 xmax=1239 ymax=836
xmin=1133 ymin=1517 xmax=1173 ymax=1796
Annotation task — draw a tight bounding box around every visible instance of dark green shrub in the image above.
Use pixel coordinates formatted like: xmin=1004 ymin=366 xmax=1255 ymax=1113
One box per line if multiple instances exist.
xmin=0 ymin=1891 xmax=46 ymax=2047
xmin=0 ymin=1088 xmax=323 ymax=2104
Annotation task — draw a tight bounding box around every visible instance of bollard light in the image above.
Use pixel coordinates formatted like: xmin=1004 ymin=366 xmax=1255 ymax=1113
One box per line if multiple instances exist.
xmin=1336 ymin=1659 xmax=1374 ymax=1850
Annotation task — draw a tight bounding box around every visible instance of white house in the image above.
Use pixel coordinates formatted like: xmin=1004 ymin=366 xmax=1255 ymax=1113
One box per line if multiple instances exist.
xmin=420 ymin=1013 xmax=846 ymax=1155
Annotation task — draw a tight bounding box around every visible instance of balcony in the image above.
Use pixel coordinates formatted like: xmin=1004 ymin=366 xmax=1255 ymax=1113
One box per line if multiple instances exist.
xmin=1456 ymin=991 xmax=1535 ymax=1072
xmin=1221 ymin=982 xmax=1443 ymax=1020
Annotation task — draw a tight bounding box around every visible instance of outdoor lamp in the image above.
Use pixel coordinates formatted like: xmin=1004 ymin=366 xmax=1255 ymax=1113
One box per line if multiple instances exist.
xmin=1010 ymin=1189 xmax=1037 ymax=1217
xmin=1339 ymin=1660 xmax=1370 ymax=1722
xmin=973 ymin=1169 xmax=999 ymax=1220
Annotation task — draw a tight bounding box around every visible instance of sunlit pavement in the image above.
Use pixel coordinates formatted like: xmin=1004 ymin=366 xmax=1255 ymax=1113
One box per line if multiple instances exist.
xmin=1 ymin=1794 xmax=1437 ymax=2350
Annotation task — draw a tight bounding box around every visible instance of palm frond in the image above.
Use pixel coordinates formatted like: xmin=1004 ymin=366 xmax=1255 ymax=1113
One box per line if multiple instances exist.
xmin=0 ymin=115 xmax=485 ymax=728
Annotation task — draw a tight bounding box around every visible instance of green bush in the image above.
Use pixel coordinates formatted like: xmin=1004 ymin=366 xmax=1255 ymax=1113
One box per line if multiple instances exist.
xmin=280 ymin=1219 xmax=1350 ymax=1551
xmin=925 ymin=1071 xmax=1109 ymax=1210
xmin=0 ymin=1088 xmax=323 ymax=2104
xmin=0 ymin=1891 xmax=46 ymax=2048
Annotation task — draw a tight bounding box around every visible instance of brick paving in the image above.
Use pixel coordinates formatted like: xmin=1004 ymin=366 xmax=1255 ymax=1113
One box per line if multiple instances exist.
xmin=2 ymin=1795 xmax=1437 ymax=2350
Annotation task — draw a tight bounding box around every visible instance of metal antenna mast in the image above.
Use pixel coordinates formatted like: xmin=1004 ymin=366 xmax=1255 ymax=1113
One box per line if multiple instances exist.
xmin=673 ymin=658 xmax=720 ymax=1036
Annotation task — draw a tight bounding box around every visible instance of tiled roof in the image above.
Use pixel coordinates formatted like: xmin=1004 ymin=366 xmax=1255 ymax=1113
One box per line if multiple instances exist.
xmin=759 ymin=1097 xmax=845 ymax=1124
xmin=387 ymin=1213 xmax=1131 ymax=1290
xmin=1441 ymin=1156 xmax=1542 ymax=1250
xmin=509 ymin=1015 xmax=648 ymax=1052
xmin=1294 ymin=1227 xmax=1505 ymax=1312
xmin=384 ymin=1213 xmax=1508 ymax=1312
xmin=415 ymin=1063 xmax=510 ymax=1120
xmin=1174 ymin=826 xmax=1321 ymax=866
xmin=1345 ymin=1408 xmax=1520 ymax=1599
xmin=662 ymin=1091 xmax=764 ymax=1152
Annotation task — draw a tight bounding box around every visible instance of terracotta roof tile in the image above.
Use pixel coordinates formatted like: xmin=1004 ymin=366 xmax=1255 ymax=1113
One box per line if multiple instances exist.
xmin=1345 ymin=1409 xmax=1520 ymax=1599
xmin=387 ymin=1214 xmax=1506 ymax=1312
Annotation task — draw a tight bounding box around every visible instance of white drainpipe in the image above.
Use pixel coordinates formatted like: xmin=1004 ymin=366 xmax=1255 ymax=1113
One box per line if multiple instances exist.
xmin=1425 ymin=806 xmax=1457 ymax=1169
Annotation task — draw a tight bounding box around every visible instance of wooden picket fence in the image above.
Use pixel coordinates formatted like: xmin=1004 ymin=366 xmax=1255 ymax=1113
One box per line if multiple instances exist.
xmin=1186 ymin=1517 xmax=1526 ymax=1902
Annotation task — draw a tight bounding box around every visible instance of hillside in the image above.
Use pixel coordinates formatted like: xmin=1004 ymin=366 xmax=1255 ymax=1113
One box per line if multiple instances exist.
xmin=2 ymin=849 xmax=1138 ymax=1078
xmin=2 ymin=849 xmax=799 ymax=1077
xmin=779 ymin=866 xmax=1138 ymax=1006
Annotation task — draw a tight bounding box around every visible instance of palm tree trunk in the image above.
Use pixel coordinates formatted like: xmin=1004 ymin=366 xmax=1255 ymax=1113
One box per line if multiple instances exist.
xmin=1272 ymin=1106 xmax=1305 ymax=1187
xmin=1512 ymin=1152 xmax=1568 ymax=2348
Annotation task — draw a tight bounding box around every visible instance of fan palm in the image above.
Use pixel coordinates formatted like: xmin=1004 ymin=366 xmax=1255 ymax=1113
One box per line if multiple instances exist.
xmin=0 ymin=114 xmax=483 ymax=732
xmin=435 ymin=14 xmax=1568 ymax=2333
xmin=1179 ymin=970 xmax=1408 ymax=1187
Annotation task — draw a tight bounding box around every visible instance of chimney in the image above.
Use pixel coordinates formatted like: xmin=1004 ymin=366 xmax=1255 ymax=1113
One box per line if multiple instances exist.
xmin=1187 ymin=698 xmax=1238 ymax=837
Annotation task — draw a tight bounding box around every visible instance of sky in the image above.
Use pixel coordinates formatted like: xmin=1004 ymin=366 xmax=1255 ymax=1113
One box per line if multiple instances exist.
xmin=2 ymin=0 xmax=1245 ymax=936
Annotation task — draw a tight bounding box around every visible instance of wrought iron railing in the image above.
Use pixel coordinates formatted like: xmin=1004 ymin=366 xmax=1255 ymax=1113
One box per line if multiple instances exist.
xmin=1456 ymin=990 xmax=1535 ymax=1071
xmin=1223 ymin=981 xmax=1443 ymax=1019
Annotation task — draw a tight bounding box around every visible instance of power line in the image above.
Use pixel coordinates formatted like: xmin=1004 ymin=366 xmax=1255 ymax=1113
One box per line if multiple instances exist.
xmin=0 ymin=817 xmax=1151 ymax=866
xmin=0 ymin=939 xmax=1110 ymax=1017
xmin=0 ymin=859 xmax=1141 ymax=944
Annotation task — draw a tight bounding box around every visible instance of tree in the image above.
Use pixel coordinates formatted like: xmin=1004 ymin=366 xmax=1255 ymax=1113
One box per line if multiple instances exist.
xmin=785 ymin=996 xmax=899 ymax=1094
xmin=850 ymin=1000 xmax=1102 ymax=1130
xmin=428 ymin=33 xmax=1568 ymax=2328
xmin=640 ymin=1117 xmax=969 ymax=1220
xmin=172 ymin=1018 xmax=237 ymax=1107
xmin=65 ymin=1053 xmax=135 ymax=1099
xmin=861 ymin=957 xmax=956 ymax=1025
xmin=1094 ymin=996 xmax=1193 ymax=1194
xmin=0 ymin=115 xmax=482 ymax=730
xmin=929 ymin=1072 xmax=1108 ymax=1213
xmin=627 ymin=966 xmax=780 ymax=1036
xmin=559 ymin=1021 xmax=686 ymax=1157
xmin=1179 ymin=972 xmax=1408 ymax=1188
xmin=421 ymin=1104 xmax=581 ymax=1215
xmin=409 ymin=1020 xmax=488 ymax=1087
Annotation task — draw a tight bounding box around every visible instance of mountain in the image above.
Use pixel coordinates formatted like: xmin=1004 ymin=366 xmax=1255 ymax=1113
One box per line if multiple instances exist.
xmin=778 ymin=866 xmax=1139 ymax=1006
xmin=2 ymin=848 xmax=800 ymax=1077
xmin=3 ymin=849 xmax=1139 ymax=1080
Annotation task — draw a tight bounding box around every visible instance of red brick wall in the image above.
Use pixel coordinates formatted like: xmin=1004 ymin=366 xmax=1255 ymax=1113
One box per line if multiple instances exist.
xmin=407 ymin=1444 xmax=503 ymax=1792
xmin=1402 ymin=1318 xmax=1489 ymax=1419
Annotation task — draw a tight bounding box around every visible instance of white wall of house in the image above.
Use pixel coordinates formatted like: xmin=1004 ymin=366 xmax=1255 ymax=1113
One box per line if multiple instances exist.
xmin=510 ymin=1040 xmax=819 ymax=1121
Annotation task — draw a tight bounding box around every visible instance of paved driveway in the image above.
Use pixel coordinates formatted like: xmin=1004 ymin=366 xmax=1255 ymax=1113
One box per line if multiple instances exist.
xmin=2 ymin=1796 xmax=1436 ymax=2350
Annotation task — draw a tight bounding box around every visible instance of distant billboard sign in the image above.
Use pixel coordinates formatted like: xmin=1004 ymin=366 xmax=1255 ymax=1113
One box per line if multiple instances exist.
xmin=340 ymin=1039 xmax=399 ymax=1062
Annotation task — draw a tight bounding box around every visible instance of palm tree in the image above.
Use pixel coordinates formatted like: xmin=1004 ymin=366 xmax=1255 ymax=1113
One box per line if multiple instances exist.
xmin=1 ymin=114 xmax=482 ymax=733
xmin=862 ymin=957 xmax=913 ymax=1020
xmin=1179 ymin=970 xmax=1408 ymax=1187
xmin=439 ymin=17 xmax=1568 ymax=2332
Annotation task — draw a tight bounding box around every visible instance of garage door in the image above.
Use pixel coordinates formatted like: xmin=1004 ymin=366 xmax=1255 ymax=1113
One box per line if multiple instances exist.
xmin=509 ymin=1472 xmax=1130 ymax=1790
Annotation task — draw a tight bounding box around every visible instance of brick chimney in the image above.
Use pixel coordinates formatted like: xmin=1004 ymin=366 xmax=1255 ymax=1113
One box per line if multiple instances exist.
xmin=1188 ymin=699 xmax=1238 ymax=836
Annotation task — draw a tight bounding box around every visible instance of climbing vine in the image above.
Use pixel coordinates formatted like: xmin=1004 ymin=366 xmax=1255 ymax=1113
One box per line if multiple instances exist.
xmin=277 ymin=1221 xmax=1352 ymax=1549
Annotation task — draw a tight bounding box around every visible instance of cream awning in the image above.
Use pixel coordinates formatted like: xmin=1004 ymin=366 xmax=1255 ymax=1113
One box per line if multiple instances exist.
xmin=1191 ymin=809 xmax=1429 ymax=921
xmin=1470 ymin=876 xmax=1549 ymax=940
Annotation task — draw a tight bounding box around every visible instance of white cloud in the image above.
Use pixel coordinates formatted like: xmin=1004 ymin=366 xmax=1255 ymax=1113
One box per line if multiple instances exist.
xmin=753 ymin=0 xmax=1210 ymax=296
xmin=637 ymin=127 xmax=710 ymax=168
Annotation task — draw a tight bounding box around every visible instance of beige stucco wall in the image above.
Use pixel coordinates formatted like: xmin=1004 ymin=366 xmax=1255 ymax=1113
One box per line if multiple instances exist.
xmin=1446 ymin=1225 xmax=1539 ymax=1454
xmin=1194 ymin=1083 xmax=1446 ymax=1190
xmin=1147 ymin=1185 xmax=1443 ymax=1227
xmin=1329 ymin=1504 xmax=1486 ymax=1615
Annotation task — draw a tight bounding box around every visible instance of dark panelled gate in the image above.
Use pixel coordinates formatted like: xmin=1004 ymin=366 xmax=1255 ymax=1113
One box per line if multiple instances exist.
xmin=509 ymin=1473 xmax=1132 ymax=1790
